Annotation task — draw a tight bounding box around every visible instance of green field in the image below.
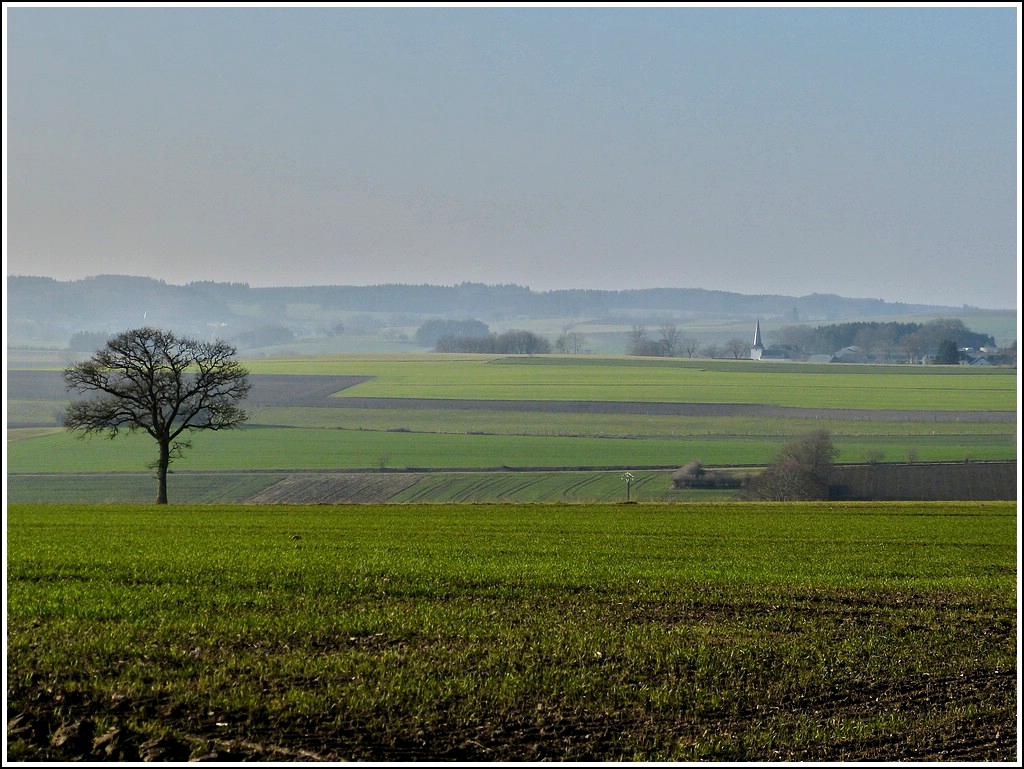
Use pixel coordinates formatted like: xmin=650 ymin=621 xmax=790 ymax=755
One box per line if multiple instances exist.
xmin=6 ymin=354 xmax=1016 ymax=503
xmin=6 ymin=502 xmax=1016 ymax=761
xmin=4 ymin=469 xmax=738 ymax=506
xmin=247 ymin=404 xmax=1015 ymax=438
xmin=243 ymin=354 xmax=1016 ymax=411
xmin=7 ymin=425 xmax=1014 ymax=477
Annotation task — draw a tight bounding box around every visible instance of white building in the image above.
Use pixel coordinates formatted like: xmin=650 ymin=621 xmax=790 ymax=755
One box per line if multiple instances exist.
xmin=750 ymin=319 xmax=802 ymax=361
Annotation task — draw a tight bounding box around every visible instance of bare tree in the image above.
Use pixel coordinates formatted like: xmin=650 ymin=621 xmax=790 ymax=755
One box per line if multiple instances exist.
xmin=627 ymin=325 xmax=648 ymax=354
xmin=63 ymin=328 xmax=251 ymax=504
xmin=658 ymin=324 xmax=683 ymax=357
xmin=901 ymin=331 xmax=925 ymax=364
xmin=775 ymin=429 xmax=838 ymax=477
xmin=744 ymin=430 xmax=838 ymax=501
xmin=680 ymin=337 xmax=700 ymax=358
xmin=555 ymin=330 xmax=588 ymax=354
xmin=724 ymin=337 xmax=749 ymax=359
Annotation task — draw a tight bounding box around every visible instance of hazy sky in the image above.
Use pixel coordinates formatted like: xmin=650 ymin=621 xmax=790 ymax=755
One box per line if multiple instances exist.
xmin=4 ymin=4 xmax=1020 ymax=309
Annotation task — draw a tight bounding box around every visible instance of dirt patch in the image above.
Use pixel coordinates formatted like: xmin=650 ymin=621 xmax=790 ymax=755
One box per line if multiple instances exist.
xmin=246 ymin=472 xmax=422 ymax=504
xmin=245 ymin=375 xmax=373 ymax=406
xmin=7 ymin=650 xmax=1016 ymax=762
xmin=7 ymin=586 xmax=1015 ymax=761
xmin=829 ymin=461 xmax=1017 ymax=500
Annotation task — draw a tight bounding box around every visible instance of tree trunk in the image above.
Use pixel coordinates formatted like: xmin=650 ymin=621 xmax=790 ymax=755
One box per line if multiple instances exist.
xmin=156 ymin=440 xmax=170 ymax=505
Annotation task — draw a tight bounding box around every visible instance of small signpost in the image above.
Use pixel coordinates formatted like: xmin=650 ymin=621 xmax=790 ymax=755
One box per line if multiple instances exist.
xmin=621 ymin=472 xmax=635 ymax=503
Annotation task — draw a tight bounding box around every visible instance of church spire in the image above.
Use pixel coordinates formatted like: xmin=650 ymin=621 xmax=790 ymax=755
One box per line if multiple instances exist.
xmin=751 ymin=319 xmax=764 ymax=360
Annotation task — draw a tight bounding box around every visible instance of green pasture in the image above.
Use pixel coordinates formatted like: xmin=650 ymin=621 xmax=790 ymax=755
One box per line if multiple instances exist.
xmin=247 ymin=405 xmax=1016 ymax=440
xmin=11 ymin=400 xmax=1015 ymax=443
xmin=2 ymin=427 xmax=781 ymax=472
xmin=6 ymin=502 xmax=1016 ymax=761
xmin=241 ymin=354 xmax=1017 ymax=411
xmin=7 ymin=426 xmax=1011 ymax=477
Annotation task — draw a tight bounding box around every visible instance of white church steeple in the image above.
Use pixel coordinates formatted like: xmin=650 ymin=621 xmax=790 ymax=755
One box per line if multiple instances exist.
xmin=751 ymin=319 xmax=764 ymax=360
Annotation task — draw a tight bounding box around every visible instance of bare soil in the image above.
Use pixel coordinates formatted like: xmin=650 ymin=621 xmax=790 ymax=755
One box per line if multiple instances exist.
xmin=7 ymin=675 xmax=1017 ymax=762
xmin=829 ymin=461 xmax=1018 ymax=500
xmin=7 ymin=596 xmax=1017 ymax=762
xmin=244 ymin=472 xmax=422 ymax=504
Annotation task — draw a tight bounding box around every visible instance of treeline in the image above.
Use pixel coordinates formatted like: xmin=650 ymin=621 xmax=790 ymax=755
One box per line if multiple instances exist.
xmin=414 ymin=318 xmax=490 ymax=348
xmin=435 ymin=330 xmax=552 ymax=355
xmin=10 ymin=274 xmax=968 ymax=347
xmin=777 ymin=319 xmax=996 ymax=357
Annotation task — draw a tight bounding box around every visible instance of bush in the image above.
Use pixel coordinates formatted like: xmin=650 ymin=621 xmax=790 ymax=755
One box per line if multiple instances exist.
xmin=670 ymin=462 xmax=745 ymax=491
xmin=744 ymin=430 xmax=837 ymax=501
xmin=671 ymin=461 xmax=705 ymax=489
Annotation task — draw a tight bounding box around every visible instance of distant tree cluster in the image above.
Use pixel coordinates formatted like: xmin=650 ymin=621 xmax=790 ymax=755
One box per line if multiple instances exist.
xmin=234 ymin=324 xmax=295 ymax=349
xmin=415 ymin=318 xmax=490 ymax=348
xmin=934 ymin=339 xmax=960 ymax=365
xmin=436 ymin=330 xmax=552 ymax=354
xmin=627 ymin=324 xmax=752 ymax=359
xmin=68 ymin=330 xmax=111 ymax=352
xmin=554 ymin=330 xmax=589 ymax=355
xmin=777 ymin=319 xmax=994 ymax=360
xmin=626 ymin=325 xmax=699 ymax=357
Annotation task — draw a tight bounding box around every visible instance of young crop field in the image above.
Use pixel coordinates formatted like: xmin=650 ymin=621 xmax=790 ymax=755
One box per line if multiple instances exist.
xmin=6 ymin=502 xmax=1016 ymax=762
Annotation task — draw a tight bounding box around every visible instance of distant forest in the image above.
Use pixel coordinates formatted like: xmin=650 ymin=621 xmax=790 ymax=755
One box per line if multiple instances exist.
xmin=778 ymin=317 xmax=995 ymax=354
xmin=6 ymin=274 xmax=1012 ymax=354
xmin=620 ymin=318 xmax=1004 ymax=362
xmin=777 ymin=320 xmax=996 ymax=357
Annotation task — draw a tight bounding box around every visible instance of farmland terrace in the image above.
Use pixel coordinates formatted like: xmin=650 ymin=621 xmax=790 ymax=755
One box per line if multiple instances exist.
xmin=240 ymin=461 xmax=1019 ymax=504
xmin=8 ymin=462 xmax=1015 ymax=505
xmin=8 ymin=371 xmax=1015 ymax=425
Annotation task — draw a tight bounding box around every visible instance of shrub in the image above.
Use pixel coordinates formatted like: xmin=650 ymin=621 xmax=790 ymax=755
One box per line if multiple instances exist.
xmin=744 ymin=430 xmax=837 ymax=501
xmin=671 ymin=461 xmax=705 ymax=489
